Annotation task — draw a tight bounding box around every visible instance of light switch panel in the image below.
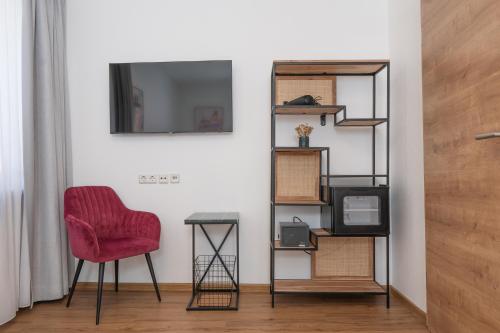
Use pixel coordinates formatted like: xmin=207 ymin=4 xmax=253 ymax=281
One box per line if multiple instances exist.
xmin=170 ymin=174 xmax=180 ymax=183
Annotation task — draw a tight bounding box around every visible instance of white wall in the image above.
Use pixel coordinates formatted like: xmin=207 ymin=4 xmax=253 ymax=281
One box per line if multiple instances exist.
xmin=66 ymin=0 xmax=391 ymax=285
xmin=388 ymin=0 xmax=427 ymax=311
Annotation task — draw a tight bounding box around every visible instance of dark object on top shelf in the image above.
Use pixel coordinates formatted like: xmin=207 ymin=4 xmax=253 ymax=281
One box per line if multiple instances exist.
xmin=284 ymin=95 xmax=322 ymax=106
xmin=280 ymin=217 xmax=310 ymax=247
xmin=321 ymin=186 xmax=389 ymax=236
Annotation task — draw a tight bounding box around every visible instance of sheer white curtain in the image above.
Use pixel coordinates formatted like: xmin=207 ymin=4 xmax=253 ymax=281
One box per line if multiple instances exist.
xmin=0 ymin=0 xmax=31 ymax=325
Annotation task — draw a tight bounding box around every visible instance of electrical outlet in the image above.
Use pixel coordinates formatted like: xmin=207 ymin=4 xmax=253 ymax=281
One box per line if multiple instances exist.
xmin=170 ymin=173 xmax=180 ymax=184
xmin=158 ymin=175 xmax=169 ymax=184
xmin=138 ymin=175 xmax=157 ymax=184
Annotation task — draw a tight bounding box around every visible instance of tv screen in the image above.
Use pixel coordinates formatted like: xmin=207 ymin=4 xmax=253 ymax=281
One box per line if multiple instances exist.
xmin=109 ymin=60 xmax=232 ymax=133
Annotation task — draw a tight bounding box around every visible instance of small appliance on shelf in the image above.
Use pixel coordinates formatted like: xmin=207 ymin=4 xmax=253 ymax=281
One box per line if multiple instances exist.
xmin=321 ymin=185 xmax=389 ymax=236
xmin=279 ymin=216 xmax=310 ymax=247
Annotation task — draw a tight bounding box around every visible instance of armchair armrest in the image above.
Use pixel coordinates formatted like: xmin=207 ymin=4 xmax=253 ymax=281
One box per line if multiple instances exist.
xmin=122 ymin=210 xmax=161 ymax=242
xmin=65 ymin=215 xmax=100 ymax=260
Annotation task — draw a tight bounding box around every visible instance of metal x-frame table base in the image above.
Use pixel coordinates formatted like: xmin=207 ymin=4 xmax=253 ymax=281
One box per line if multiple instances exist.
xmin=186 ymin=223 xmax=239 ymax=311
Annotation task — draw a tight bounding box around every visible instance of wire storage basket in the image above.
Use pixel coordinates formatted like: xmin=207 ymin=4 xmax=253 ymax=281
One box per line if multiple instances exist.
xmin=194 ymin=255 xmax=236 ymax=308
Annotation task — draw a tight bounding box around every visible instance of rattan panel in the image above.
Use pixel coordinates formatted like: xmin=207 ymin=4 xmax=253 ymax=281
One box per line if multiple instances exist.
xmin=275 ymin=151 xmax=320 ymax=203
xmin=275 ymin=79 xmax=336 ymax=105
xmin=312 ymin=237 xmax=374 ymax=280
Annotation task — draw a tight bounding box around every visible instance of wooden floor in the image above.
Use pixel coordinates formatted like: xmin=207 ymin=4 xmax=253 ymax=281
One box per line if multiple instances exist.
xmin=2 ymin=291 xmax=428 ymax=332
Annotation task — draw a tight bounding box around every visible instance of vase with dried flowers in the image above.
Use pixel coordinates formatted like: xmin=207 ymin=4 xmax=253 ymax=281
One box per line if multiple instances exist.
xmin=295 ymin=123 xmax=313 ymax=148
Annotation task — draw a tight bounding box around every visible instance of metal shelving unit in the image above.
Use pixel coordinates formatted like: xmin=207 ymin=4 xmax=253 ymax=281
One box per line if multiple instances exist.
xmin=270 ymin=60 xmax=391 ymax=308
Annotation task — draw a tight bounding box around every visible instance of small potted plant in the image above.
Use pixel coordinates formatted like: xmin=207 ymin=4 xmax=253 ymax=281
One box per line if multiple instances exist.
xmin=295 ymin=123 xmax=313 ymax=148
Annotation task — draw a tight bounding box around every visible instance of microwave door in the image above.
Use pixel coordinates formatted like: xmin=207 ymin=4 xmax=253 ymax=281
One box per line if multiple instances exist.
xmin=343 ymin=196 xmax=381 ymax=226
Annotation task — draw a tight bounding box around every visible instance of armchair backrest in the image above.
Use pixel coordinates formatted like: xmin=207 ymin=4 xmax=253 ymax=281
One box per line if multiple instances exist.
xmin=64 ymin=186 xmax=127 ymax=238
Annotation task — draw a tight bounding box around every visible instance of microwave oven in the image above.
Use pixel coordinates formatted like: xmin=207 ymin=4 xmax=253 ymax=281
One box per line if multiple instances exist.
xmin=320 ymin=186 xmax=389 ymax=236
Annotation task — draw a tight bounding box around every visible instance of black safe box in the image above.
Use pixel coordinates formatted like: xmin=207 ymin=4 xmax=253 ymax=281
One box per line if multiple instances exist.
xmin=321 ymin=186 xmax=389 ymax=236
xmin=280 ymin=221 xmax=310 ymax=247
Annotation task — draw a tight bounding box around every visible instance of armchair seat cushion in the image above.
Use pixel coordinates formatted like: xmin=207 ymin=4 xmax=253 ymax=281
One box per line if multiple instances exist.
xmin=95 ymin=237 xmax=159 ymax=263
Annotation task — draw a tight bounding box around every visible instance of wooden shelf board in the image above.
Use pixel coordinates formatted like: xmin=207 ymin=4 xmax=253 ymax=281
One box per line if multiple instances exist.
xmin=274 ymin=200 xmax=328 ymax=206
xmin=311 ymin=228 xmax=331 ymax=237
xmin=273 ymin=60 xmax=389 ymax=75
xmin=273 ymin=240 xmax=317 ymax=251
xmin=322 ymin=174 xmax=389 ymax=178
xmin=335 ymin=118 xmax=387 ymax=127
xmin=274 ymin=147 xmax=328 ymax=152
xmin=274 ymin=105 xmax=345 ymax=115
xmin=274 ymin=279 xmax=386 ymax=294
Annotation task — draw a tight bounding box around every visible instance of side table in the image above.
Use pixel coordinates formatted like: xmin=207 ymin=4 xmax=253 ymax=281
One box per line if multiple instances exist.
xmin=184 ymin=212 xmax=239 ymax=310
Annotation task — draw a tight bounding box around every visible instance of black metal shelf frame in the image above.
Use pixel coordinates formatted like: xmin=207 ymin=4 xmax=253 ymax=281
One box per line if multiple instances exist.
xmin=270 ymin=60 xmax=391 ymax=308
xmin=333 ymin=105 xmax=387 ymax=127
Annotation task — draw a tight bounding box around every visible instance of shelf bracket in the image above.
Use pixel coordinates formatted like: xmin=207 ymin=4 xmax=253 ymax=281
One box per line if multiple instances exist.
xmin=320 ymin=114 xmax=326 ymax=126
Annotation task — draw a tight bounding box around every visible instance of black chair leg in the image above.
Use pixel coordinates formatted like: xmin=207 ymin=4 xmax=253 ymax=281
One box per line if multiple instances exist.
xmin=145 ymin=253 xmax=161 ymax=302
xmin=114 ymin=260 xmax=119 ymax=292
xmin=96 ymin=262 xmax=105 ymax=325
xmin=66 ymin=259 xmax=84 ymax=307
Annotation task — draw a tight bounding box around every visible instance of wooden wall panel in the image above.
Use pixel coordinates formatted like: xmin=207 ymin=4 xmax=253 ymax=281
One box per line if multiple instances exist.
xmin=422 ymin=1 xmax=500 ymax=332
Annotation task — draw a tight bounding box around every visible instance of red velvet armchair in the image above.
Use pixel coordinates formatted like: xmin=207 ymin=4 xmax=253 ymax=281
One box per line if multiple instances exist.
xmin=64 ymin=186 xmax=161 ymax=324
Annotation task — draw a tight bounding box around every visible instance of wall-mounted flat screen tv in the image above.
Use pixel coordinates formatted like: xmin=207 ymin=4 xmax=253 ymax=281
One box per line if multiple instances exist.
xmin=109 ymin=60 xmax=232 ymax=133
